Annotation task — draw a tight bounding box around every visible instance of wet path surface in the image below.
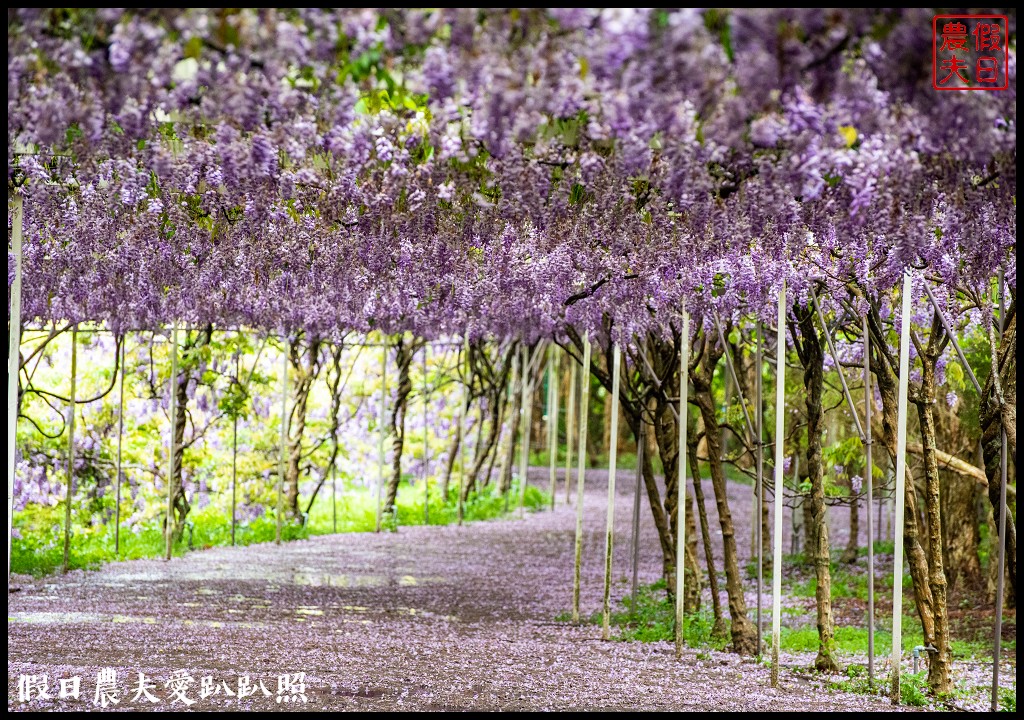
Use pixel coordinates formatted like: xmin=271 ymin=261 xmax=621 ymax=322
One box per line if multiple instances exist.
xmin=8 ymin=469 xmax=903 ymax=711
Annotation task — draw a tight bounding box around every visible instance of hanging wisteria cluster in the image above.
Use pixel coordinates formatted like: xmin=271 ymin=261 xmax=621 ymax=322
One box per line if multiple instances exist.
xmin=9 ymin=8 xmax=1015 ymax=340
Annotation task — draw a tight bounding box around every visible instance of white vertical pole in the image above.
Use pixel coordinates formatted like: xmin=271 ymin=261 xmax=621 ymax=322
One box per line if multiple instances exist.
xmin=276 ymin=339 xmax=288 ymax=545
xmin=564 ymin=361 xmax=577 ymax=505
xmin=231 ymin=352 xmax=239 ymax=545
xmin=675 ymin=309 xmax=690 ymax=659
xmin=602 ymin=343 xmax=621 ymax=640
xmin=547 ymin=346 xmax=560 ymax=511
xmin=571 ymin=333 xmax=591 ymax=623
xmin=114 ymin=335 xmax=126 ymax=556
xmin=8 ymin=194 xmax=23 ymax=581
xmin=165 ymin=324 xmax=178 ymax=560
xmin=458 ymin=335 xmax=469 ymax=526
xmin=771 ymin=282 xmax=787 ymax=686
xmin=518 ymin=345 xmax=534 ymax=516
xmin=890 ymin=271 xmax=913 ymax=704
xmin=63 ymin=326 xmax=78 ymax=573
xmin=423 ymin=345 xmax=429 ymax=525
xmin=376 ymin=340 xmax=387 ymax=533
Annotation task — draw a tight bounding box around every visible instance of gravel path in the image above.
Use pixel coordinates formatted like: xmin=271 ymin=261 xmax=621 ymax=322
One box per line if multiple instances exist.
xmin=8 ymin=468 xmax=906 ymax=711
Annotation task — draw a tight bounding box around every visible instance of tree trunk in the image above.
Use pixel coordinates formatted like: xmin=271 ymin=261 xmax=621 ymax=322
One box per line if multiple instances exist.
xmin=285 ymin=334 xmax=322 ymax=520
xmin=942 ymin=469 xmax=983 ymax=596
xmin=653 ymin=369 xmax=702 ymax=614
xmin=166 ymin=325 xmax=214 ymax=544
xmin=913 ymin=322 xmax=951 ymax=694
xmin=689 ymin=434 xmax=727 ymax=637
xmin=979 ymin=300 xmax=1016 ymax=602
xmin=689 ymin=329 xmax=757 ymax=657
xmin=793 ymin=304 xmax=838 ymax=672
xmin=441 ymin=405 xmax=466 ymax=503
xmin=384 ymin=336 xmax=419 ymax=513
xmin=863 ymin=298 xmax=937 ymax=654
xmin=498 ymin=357 xmax=521 ymax=495
xmin=305 ymin=343 xmax=344 ymax=515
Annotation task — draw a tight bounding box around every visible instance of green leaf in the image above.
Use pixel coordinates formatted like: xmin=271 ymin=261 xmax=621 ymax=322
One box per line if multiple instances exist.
xmin=946 ymin=361 xmax=965 ymax=390
xmin=183 ymin=36 xmax=203 ymax=60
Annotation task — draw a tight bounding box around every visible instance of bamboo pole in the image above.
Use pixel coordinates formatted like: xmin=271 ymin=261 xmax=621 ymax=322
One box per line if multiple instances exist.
xmin=547 ymin=346 xmax=560 ymax=511
xmin=114 ymin=335 xmax=126 ymax=556
xmin=376 ymin=342 xmax=387 ymax=533
xmin=571 ymin=334 xmax=591 ymax=623
xmin=63 ymin=326 xmax=79 ymax=573
xmin=675 ymin=309 xmax=690 ymax=659
xmin=602 ymin=343 xmax=621 ymax=640
xmin=7 ymin=195 xmax=23 ymax=582
xmin=276 ymin=341 xmax=288 ymax=545
xmin=770 ymin=283 xmax=786 ymax=687
xmin=564 ymin=360 xmax=577 ymax=505
xmin=164 ymin=325 xmax=178 ymax=560
xmin=890 ymin=271 xmax=913 ymax=704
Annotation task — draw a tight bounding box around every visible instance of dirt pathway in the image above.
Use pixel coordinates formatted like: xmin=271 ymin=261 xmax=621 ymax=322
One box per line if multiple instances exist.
xmin=8 ymin=468 xmax=903 ymax=711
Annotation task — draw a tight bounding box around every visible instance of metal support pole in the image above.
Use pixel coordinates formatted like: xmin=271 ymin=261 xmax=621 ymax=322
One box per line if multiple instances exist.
xmin=114 ymin=335 xmax=126 ymax=556
xmin=602 ymin=343 xmax=621 ymax=640
xmin=565 ymin=360 xmax=577 ymax=505
xmin=771 ymin=282 xmax=786 ymax=686
xmin=547 ymin=346 xmax=560 ymax=511
xmin=571 ymin=334 xmax=591 ymax=623
xmin=7 ymin=194 xmax=23 ymax=582
xmin=63 ymin=326 xmax=78 ymax=573
xmin=890 ymin=271 xmax=913 ymax=704
xmin=276 ymin=340 xmax=288 ymax=545
xmin=630 ymin=428 xmax=644 ymax=617
xmin=376 ymin=342 xmax=387 ymax=533
xmin=992 ymin=270 xmax=1008 ymax=712
xmin=675 ymin=309 xmax=690 ymax=659
xmin=864 ymin=316 xmax=875 ymax=687
xmin=165 ymin=325 xmax=178 ymax=561
xmin=231 ymin=353 xmax=239 ymax=546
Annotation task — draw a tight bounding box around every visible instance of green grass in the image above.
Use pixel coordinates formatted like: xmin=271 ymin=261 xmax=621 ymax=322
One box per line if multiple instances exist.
xmin=790 ymin=563 xmax=912 ymax=600
xmin=11 ymin=480 xmax=550 ymax=577
xmin=827 ymin=665 xmax=929 ymax=706
xmin=557 ymin=579 xmax=730 ymax=650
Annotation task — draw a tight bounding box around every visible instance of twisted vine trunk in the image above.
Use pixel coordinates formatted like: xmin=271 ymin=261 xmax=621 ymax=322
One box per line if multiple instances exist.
xmin=979 ymin=299 xmax=1016 ymax=603
xmin=913 ymin=312 xmax=951 ymax=694
xmin=793 ymin=304 xmax=838 ymax=672
xmin=863 ymin=295 xmax=937 ymax=668
xmin=383 ymin=336 xmax=420 ymax=513
xmin=305 ymin=343 xmax=344 ymax=515
xmin=690 ymin=329 xmax=756 ymax=655
xmin=498 ymin=358 xmax=521 ymax=495
xmin=688 ymin=433 xmax=725 ymax=634
xmin=653 ymin=365 xmax=701 ymax=614
xmin=285 ymin=334 xmax=322 ymax=519
xmin=167 ymin=325 xmax=213 ymax=544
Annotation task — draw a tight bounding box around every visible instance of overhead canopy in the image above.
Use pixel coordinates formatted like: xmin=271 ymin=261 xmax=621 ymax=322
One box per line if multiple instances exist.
xmin=8 ymin=9 xmax=1016 ymax=339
